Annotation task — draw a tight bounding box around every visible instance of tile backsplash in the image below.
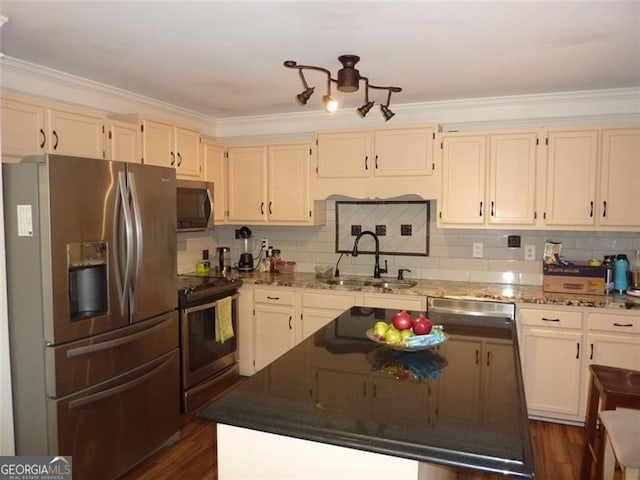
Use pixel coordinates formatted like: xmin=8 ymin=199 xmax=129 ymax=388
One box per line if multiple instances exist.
xmin=179 ymin=199 xmax=640 ymax=286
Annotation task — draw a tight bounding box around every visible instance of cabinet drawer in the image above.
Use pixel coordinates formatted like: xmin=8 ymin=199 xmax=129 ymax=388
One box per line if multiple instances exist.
xmin=588 ymin=312 xmax=640 ymax=334
xmin=518 ymin=308 xmax=583 ymax=329
xmin=302 ymin=291 xmax=358 ymax=310
xmin=361 ymin=294 xmax=425 ymax=311
xmin=254 ymin=288 xmax=295 ymax=306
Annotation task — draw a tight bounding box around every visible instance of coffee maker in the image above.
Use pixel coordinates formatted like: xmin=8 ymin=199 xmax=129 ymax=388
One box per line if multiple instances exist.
xmin=236 ymin=226 xmax=254 ymax=272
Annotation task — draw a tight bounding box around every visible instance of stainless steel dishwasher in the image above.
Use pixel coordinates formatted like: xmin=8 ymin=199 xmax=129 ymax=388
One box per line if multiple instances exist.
xmin=427 ymin=296 xmax=516 ymax=324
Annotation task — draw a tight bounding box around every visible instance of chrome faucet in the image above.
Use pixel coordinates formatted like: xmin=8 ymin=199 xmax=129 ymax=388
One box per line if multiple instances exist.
xmin=351 ymin=230 xmax=387 ymax=278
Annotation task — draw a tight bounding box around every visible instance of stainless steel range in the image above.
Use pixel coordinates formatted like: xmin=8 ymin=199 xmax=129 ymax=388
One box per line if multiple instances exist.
xmin=177 ymin=275 xmax=242 ymax=413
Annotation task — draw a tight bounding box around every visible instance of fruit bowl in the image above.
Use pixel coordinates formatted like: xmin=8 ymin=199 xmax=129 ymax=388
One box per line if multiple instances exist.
xmin=365 ymin=327 xmax=448 ymax=352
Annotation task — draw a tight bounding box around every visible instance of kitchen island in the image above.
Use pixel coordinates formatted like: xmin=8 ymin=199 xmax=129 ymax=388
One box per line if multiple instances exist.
xmin=199 ymin=305 xmax=535 ymax=479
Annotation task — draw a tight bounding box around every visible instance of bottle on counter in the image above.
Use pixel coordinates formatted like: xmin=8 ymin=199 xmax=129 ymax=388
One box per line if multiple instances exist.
xmin=614 ymin=254 xmax=629 ymax=293
xmin=271 ymin=249 xmax=281 ymax=273
xmin=604 ymin=255 xmax=615 ymax=295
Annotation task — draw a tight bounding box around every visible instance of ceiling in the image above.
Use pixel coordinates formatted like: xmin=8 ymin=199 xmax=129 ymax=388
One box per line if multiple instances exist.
xmin=1 ymin=1 xmax=639 ymax=119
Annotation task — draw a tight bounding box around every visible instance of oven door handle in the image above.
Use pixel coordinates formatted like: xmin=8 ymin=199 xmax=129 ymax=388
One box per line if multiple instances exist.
xmin=183 ymin=293 xmax=239 ymax=315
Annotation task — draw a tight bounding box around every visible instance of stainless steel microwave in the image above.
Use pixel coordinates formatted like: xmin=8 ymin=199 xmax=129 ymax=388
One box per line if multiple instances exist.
xmin=176 ymin=180 xmax=214 ymax=232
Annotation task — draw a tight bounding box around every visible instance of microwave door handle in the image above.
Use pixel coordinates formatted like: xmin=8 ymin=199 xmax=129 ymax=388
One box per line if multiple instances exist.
xmin=113 ymin=172 xmax=133 ymax=316
xmin=203 ymin=187 xmax=213 ymax=226
xmin=127 ymin=171 xmax=143 ymax=316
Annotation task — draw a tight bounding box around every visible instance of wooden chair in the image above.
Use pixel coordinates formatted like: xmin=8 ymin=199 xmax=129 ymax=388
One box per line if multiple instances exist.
xmin=580 ymin=365 xmax=640 ymax=480
xmin=599 ymin=408 xmax=640 ymax=480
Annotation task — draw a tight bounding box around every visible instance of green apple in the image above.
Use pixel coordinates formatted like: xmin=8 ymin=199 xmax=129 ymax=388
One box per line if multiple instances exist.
xmin=401 ymin=329 xmax=415 ymax=341
xmin=373 ymin=321 xmax=389 ymax=337
xmin=384 ymin=326 xmax=402 ymax=344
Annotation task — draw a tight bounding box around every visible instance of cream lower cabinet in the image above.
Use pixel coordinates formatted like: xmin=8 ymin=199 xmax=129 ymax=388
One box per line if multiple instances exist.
xmin=438 ymin=130 xmax=538 ymax=228
xmin=1 ymin=93 xmax=105 ymax=162
xmin=301 ymin=291 xmax=358 ymax=342
xmin=227 ymin=143 xmax=324 ymax=225
xmin=253 ymin=287 xmax=298 ymax=372
xmin=519 ymin=307 xmax=584 ymax=422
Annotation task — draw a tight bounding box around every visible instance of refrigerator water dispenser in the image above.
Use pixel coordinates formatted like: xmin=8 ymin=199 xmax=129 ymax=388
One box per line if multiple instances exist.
xmin=68 ymin=242 xmax=108 ymax=321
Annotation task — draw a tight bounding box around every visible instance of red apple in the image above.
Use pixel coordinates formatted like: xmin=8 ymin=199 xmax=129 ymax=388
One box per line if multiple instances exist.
xmin=412 ymin=314 xmax=433 ymax=335
xmin=392 ymin=310 xmax=413 ymax=331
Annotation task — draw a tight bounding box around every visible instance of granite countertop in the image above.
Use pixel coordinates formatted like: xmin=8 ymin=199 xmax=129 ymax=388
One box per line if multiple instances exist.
xmin=199 ymin=306 xmax=535 ymax=478
xmin=235 ymin=272 xmax=636 ymax=309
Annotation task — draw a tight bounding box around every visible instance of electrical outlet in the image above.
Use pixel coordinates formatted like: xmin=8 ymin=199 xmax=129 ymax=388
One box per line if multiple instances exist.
xmin=473 ymin=243 xmax=483 ymax=258
xmin=525 ymin=245 xmax=536 ymax=261
xmin=261 ymin=237 xmax=268 ymax=249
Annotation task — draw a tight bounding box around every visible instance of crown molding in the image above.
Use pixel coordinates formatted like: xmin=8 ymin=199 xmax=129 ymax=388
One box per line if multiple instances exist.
xmin=0 ymin=56 xmax=218 ymax=135
xmin=1 ymin=56 xmax=638 ymax=141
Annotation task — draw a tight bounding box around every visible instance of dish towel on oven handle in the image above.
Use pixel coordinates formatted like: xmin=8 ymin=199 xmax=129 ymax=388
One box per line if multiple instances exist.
xmin=215 ymin=296 xmax=234 ymax=343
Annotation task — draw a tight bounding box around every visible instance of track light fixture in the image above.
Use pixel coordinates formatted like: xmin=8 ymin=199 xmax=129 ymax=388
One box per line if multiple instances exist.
xmin=284 ymin=55 xmax=402 ymax=121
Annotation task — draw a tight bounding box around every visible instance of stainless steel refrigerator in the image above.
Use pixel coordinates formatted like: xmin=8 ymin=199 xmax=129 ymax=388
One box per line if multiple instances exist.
xmin=3 ymin=154 xmax=181 ymax=479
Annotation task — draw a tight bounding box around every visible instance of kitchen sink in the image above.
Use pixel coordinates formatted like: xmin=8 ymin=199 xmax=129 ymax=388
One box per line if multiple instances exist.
xmin=323 ymin=277 xmax=417 ymax=289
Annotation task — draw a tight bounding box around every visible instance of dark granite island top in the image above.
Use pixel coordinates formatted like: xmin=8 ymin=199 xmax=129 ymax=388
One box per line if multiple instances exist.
xmin=199 ymin=306 xmax=535 ymax=479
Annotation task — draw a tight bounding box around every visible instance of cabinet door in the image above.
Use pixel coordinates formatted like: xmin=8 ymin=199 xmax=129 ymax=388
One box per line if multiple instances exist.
xmin=316 ymin=131 xmax=371 ymax=178
xmin=203 ymin=141 xmax=227 ymax=224
xmin=227 ymin=146 xmax=267 ymax=223
xmin=373 ymin=127 xmax=434 ymax=177
xmin=268 ymin=143 xmax=310 ymax=222
xmin=483 ymin=340 xmax=519 ymax=429
xmin=254 ymin=304 xmax=296 ymax=371
xmin=586 ymin=333 xmax=640 ymax=371
xmin=141 ymin=119 xmax=174 ymax=167
xmin=106 ymin=120 xmax=140 ymax=163
xmin=439 ymin=134 xmax=487 ymax=225
xmin=599 ymin=128 xmax=640 ymax=227
xmin=544 ymin=130 xmax=598 ymax=226
xmin=436 ymin=336 xmax=482 ymax=424
xmin=1 ymin=95 xmax=47 ymax=161
xmin=301 ymin=308 xmax=343 ymax=342
xmin=48 ymin=107 xmax=104 ymax=159
xmin=488 ymin=133 xmax=537 ymax=225
xmin=522 ymin=327 xmax=583 ymax=417
xmin=175 ymin=127 xmax=201 ymax=179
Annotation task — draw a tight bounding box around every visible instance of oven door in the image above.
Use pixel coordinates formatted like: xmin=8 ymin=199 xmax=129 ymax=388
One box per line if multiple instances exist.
xmin=180 ymin=294 xmax=238 ymax=390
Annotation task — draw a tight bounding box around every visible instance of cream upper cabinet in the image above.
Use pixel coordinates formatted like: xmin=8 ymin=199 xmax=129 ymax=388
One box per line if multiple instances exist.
xmin=544 ymin=129 xmax=599 ymax=226
xmin=105 ymin=119 xmax=140 ymax=163
xmin=316 ymin=130 xmax=371 ymax=178
xmin=140 ymin=118 xmax=202 ymax=178
xmin=313 ymin=126 xmax=440 ymax=199
xmin=439 ymin=130 xmax=538 ymax=227
xmin=439 ymin=133 xmax=487 ymax=225
xmin=1 ymin=94 xmax=105 ymax=162
xmin=1 ymin=94 xmax=47 ymax=162
xmin=543 ymin=126 xmax=640 ymax=230
xmin=227 ymin=145 xmax=268 ymax=223
xmin=203 ymin=141 xmax=227 ymax=224
xmin=267 ymin=143 xmax=311 ymax=223
xmin=598 ymin=127 xmax=640 ymax=227
xmin=227 ymin=142 xmax=325 ymax=226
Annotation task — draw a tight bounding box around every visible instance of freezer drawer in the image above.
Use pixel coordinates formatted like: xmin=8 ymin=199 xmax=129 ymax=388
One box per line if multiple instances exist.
xmin=46 ymin=311 xmax=178 ymax=398
xmin=49 ymin=349 xmax=181 ymax=480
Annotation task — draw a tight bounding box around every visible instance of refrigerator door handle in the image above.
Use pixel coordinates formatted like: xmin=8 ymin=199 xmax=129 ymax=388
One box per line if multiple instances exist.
xmin=128 ymin=171 xmax=144 ymax=316
xmin=113 ymin=171 xmax=133 ymax=316
xmin=67 ymin=353 xmax=174 ymax=410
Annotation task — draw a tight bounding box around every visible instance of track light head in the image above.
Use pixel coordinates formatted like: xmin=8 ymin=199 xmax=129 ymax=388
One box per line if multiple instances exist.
xmin=323 ymin=95 xmax=338 ymax=113
xmin=380 ymin=104 xmax=395 ymax=121
xmin=357 ymin=101 xmax=374 ymax=117
xmin=296 ymin=87 xmax=314 ymax=105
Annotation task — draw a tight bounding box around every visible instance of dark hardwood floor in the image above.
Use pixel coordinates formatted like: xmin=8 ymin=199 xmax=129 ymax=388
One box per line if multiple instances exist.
xmin=120 ymin=386 xmax=588 ymax=480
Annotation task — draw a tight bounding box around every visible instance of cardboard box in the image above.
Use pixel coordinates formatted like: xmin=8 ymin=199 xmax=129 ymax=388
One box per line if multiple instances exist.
xmin=542 ymin=262 xmax=605 ymax=295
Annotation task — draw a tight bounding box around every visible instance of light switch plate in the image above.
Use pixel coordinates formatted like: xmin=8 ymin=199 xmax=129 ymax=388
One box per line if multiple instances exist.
xmin=525 ymin=245 xmax=536 ymax=261
xmin=473 ymin=243 xmax=483 ymax=258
